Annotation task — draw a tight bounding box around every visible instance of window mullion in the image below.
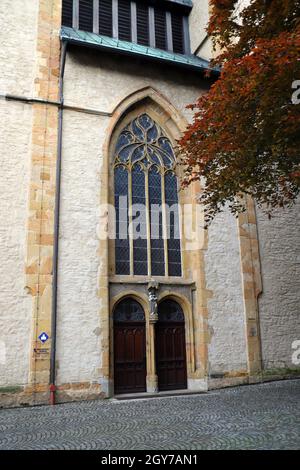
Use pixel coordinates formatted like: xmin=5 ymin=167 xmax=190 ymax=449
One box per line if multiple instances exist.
xmin=131 ymin=1 xmax=137 ymax=43
xmin=161 ymin=169 xmax=169 ymax=278
xmin=148 ymin=6 xmax=155 ymax=48
xmin=183 ymin=15 xmax=191 ymax=54
xmin=145 ymin=168 xmax=151 ymax=277
xmin=73 ymin=0 xmax=79 ymax=29
xmin=112 ymin=0 xmax=118 ymax=38
xmin=93 ymin=0 xmax=99 ymax=33
xmin=166 ymin=11 xmax=173 ymax=52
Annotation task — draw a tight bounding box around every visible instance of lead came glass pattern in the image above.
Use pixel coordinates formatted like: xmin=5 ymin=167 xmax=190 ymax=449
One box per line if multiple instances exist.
xmin=114 ymin=114 xmax=181 ymax=278
xmin=165 ymin=172 xmax=182 ymax=277
xmin=114 ymin=114 xmax=176 ymax=169
xmin=132 ymin=165 xmax=148 ymax=275
xmin=158 ymin=300 xmax=184 ymax=323
xmin=114 ymin=166 xmax=130 ymax=275
xmin=114 ymin=298 xmax=145 ymax=322
xmin=149 ymin=167 xmax=165 ymax=276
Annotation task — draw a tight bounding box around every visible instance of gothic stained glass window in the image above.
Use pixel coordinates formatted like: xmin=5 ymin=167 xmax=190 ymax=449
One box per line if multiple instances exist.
xmin=114 ymin=113 xmax=182 ymax=277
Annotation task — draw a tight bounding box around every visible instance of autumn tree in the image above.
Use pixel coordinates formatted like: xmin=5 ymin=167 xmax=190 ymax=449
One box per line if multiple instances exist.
xmin=179 ymin=0 xmax=300 ymax=225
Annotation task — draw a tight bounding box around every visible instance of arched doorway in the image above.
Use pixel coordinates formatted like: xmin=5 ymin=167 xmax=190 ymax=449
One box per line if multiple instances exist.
xmin=113 ymin=298 xmax=146 ymax=394
xmin=156 ymin=299 xmax=187 ymax=391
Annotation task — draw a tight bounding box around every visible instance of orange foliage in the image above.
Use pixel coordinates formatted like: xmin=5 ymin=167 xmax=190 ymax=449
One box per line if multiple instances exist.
xmin=179 ymin=0 xmax=300 ymax=225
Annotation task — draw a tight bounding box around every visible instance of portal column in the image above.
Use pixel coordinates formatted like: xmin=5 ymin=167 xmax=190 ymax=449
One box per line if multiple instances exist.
xmin=146 ymin=282 xmax=159 ymax=393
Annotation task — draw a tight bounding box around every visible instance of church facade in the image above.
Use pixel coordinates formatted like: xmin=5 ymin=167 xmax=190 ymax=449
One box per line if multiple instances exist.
xmin=0 ymin=0 xmax=299 ymax=407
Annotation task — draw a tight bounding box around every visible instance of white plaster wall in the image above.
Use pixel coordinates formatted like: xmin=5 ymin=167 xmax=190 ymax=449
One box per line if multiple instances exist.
xmin=0 ymin=100 xmax=32 ymax=387
xmin=0 ymin=0 xmax=38 ymax=96
xmin=257 ymin=202 xmax=300 ymax=370
xmin=63 ymin=49 xmax=209 ymax=119
xmin=205 ymin=210 xmax=247 ymax=374
xmin=56 ymin=111 xmax=109 ymax=385
xmin=189 ymin=0 xmax=212 ymax=60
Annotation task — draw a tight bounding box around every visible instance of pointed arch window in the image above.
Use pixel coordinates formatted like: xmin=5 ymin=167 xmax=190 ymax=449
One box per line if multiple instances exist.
xmin=114 ymin=114 xmax=182 ymax=277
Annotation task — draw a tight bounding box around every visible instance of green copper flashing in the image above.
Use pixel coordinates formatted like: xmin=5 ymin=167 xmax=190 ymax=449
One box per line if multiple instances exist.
xmin=61 ymin=27 xmax=218 ymax=75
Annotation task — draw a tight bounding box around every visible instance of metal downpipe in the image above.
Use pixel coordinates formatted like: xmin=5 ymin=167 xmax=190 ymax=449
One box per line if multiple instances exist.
xmin=50 ymin=40 xmax=68 ymax=405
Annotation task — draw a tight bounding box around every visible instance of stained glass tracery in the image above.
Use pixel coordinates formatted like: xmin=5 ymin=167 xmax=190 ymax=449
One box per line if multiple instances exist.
xmin=158 ymin=300 xmax=185 ymax=323
xmin=115 ymin=114 xmax=176 ymax=170
xmin=114 ymin=298 xmax=145 ymax=323
xmin=114 ymin=113 xmax=182 ymax=277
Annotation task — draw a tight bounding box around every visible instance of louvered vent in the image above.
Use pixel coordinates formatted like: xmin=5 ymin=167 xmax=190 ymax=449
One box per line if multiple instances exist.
xmin=171 ymin=13 xmax=184 ymax=54
xmin=62 ymin=0 xmax=73 ymax=27
xmin=154 ymin=9 xmax=166 ymax=50
xmin=79 ymin=0 xmax=93 ymax=32
xmin=62 ymin=0 xmax=189 ymax=56
xmin=137 ymin=3 xmax=149 ymax=46
xmin=99 ymin=0 xmax=113 ymax=37
xmin=118 ymin=0 xmax=131 ymax=42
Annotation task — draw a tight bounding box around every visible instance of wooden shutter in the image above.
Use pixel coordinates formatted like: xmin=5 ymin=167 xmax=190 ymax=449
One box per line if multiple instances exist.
xmin=171 ymin=13 xmax=184 ymax=54
xmin=99 ymin=0 xmax=113 ymax=37
xmin=154 ymin=9 xmax=167 ymax=50
xmin=62 ymin=0 xmax=73 ymax=27
xmin=79 ymin=0 xmax=93 ymax=32
xmin=137 ymin=3 xmax=149 ymax=46
xmin=118 ymin=0 xmax=131 ymax=42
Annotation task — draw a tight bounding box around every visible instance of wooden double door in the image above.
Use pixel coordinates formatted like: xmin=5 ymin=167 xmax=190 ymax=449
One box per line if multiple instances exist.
xmin=114 ymin=298 xmax=187 ymax=394
xmin=155 ymin=300 xmax=187 ymax=391
xmin=113 ymin=299 xmax=146 ymax=394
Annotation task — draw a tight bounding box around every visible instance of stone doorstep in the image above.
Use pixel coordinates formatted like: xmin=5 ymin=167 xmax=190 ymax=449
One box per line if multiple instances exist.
xmin=113 ymin=389 xmax=208 ymax=401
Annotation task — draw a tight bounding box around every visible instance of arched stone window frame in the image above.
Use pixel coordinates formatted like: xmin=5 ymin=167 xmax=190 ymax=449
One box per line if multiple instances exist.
xmin=98 ymin=87 xmax=209 ymax=397
xmin=108 ymin=99 xmax=187 ymax=282
xmin=113 ymin=112 xmax=182 ymax=278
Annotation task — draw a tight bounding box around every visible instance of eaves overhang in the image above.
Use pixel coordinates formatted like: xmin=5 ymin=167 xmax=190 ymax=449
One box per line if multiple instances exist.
xmin=60 ymin=27 xmax=219 ymax=76
xmin=168 ymin=0 xmax=193 ymax=6
xmin=148 ymin=1 xmax=193 ymax=12
xmin=162 ymin=0 xmax=193 ymax=8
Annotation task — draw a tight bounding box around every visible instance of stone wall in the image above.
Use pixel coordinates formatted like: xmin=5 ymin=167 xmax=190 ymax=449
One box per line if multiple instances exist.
xmin=56 ymin=111 xmax=107 ymax=386
xmin=257 ymin=201 xmax=300 ymax=372
xmin=0 ymin=100 xmax=32 ymax=390
xmin=63 ymin=48 xmax=208 ymax=119
xmin=205 ymin=210 xmax=248 ymax=378
xmin=0 ymin=0 xmax=39 ymax=96
xmin=0 ymin=0 xmax=39 ymax=397
xmin=0 ymin=0 xmax=62 ymax=407
xmin=188 ymin=0 xmax=212 ymax=60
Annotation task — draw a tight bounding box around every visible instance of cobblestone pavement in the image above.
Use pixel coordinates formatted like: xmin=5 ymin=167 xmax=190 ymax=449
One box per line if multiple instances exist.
xmin=0 ymin=380 xmax=299 ymax=450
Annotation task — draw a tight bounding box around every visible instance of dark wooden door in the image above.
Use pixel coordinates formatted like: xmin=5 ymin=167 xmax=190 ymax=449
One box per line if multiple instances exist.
xmin=114 ymin=299 xmax=146 ymax=394
xmin=156 ymin=300 xmax=187 ymax=391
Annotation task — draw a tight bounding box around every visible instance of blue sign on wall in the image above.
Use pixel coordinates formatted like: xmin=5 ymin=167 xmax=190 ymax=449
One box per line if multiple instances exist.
xmin=38 ymin=332 xmax=49 ymax=344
